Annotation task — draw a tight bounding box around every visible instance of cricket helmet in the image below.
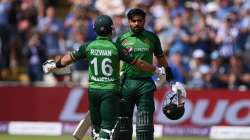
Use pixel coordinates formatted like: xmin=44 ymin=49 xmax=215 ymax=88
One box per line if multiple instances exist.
xmin=94 ymin=15 xmax=113 ymax=36
xmin=162 ymin=89 xmax=185 ymax=120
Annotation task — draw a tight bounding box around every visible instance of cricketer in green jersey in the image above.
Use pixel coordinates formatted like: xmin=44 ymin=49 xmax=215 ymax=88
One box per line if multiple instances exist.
xmin=42 ymin=15 xmax=165 ymax=140
xmin=115 ymin=8 xmax=175 ymax=140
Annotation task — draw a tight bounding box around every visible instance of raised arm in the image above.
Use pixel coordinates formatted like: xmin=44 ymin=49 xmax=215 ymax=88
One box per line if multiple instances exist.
xmin=43 ymin=44 xmax=87 ymax=73
xmin=57 ymin=54 xmax=74 ymax=67
xmin=42 ymin=54 xmax=74 ymax=74
xmin=130 ymin=59 xmax=156 ymax=72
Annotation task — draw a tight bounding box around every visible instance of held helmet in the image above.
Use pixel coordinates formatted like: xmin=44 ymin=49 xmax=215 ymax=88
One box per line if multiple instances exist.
xmin=162 ymin=89 xmax=185 ymax=120
xmin=94 ymin=15 xmax=113 ymax=36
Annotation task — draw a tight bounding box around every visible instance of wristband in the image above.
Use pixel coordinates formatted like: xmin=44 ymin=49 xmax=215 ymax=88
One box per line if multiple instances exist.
xmin=56 ymin=60 xmax=65 ymax=68
xmin=165 ymin=66 xmax=174 ymax=82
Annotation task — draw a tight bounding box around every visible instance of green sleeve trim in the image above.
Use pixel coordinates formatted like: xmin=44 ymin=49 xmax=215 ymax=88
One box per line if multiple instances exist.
xmin=70 ymin=42 xmax=90 ymax=61
xmin=70 ymin=53 xmax=76 ymax=61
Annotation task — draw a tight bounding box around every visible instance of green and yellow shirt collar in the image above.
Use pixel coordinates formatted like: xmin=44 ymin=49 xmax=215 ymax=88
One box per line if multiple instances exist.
xmin=96 ymin=36 xmax=112 ymax=41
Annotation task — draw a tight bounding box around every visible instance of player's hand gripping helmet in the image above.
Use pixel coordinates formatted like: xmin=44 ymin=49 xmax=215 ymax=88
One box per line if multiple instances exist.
xmin=94 ymin=15 xmax=113 ymax=36
xmin=163 ymin=82 xmax=186 ymax=120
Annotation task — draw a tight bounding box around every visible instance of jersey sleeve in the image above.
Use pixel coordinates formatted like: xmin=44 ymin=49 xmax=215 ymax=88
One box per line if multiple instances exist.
xmin=153 ymin=34 xmax=164 ymax=57
xmin=70 ymin=44 xmax=87 ymax=61
xmin=117 ymin=44 xmax=136 ymax=64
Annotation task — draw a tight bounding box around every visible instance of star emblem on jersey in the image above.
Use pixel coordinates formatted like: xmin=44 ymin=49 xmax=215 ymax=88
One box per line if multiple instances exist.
xmin=122 ymin=39 xmax=128 ymax=46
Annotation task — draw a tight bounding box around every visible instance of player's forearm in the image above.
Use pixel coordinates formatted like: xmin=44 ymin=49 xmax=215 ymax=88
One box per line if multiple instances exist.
xmin=57 ymin=54 xmax=74 ymax=67
xmin=134 ymin=59 xmax=156 ymax=72
xmin=157 ymin=55 xmax=167 ymax=67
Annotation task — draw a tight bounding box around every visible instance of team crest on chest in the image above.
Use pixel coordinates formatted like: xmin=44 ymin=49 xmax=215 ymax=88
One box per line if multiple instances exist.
xmin=122 ymin=47 xmax=133 ymax=55
xmin=122 ymin=39 xmax=128 ymax=46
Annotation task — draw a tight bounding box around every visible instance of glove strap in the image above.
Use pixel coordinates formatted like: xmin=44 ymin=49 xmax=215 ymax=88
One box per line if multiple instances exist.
xmin=56 ymin=60 xmax=65 ymax=68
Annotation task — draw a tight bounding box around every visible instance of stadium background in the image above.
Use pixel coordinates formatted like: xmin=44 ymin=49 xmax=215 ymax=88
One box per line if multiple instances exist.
xmin=0 ymin=0 xmax=250 ymax=140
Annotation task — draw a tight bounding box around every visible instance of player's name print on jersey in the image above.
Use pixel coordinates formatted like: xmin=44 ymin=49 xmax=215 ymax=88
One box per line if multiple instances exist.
xmin=90 ymin=49 xmax=112 ymax=56
xmin=133 ymin=47 xmax=149 ymax=52
xmin=90 ymin=75 xmax=115 ymax=82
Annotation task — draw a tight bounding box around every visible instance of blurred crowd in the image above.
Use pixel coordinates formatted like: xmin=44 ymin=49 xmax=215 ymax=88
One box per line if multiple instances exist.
xmin=0 ymin=0 xmax=249 ymax=90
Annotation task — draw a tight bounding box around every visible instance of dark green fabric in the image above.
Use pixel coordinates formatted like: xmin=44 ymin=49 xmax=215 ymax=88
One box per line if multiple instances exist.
xmin=121 ymin=78 xmax=156 ymax=113
xmin=71 ymin=36 xmax=134 ymax=90
xmin=116 ymin=29 xmax=160 ymax=116
xmin=89 ymin=88 xmax=119 ymax=139
xmin=116 ymin=26 xmax=163 ymax=140
xmin=70 ymin=35 xmax=138 ymax=140
xmin=117 ymin=78 xmax=156 ymax=140
xmin=116 ymin=30 xmax=163 ymax=79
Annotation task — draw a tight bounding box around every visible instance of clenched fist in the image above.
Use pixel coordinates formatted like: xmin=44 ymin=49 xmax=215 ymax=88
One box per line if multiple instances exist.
xmin=42 ymin=59 xmax=57 ymax=74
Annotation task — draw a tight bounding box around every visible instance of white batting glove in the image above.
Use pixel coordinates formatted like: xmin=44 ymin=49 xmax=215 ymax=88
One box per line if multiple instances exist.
xmin=171 ymin=82 xmax=187 ymax=106
xmin=154 ymin=66 xmax=166 ymax=81
xmin=171 ymin=82 xmax=186 ymax=97
xmin=154 ymin=66 xmax=165 ymax=76
xmin=42 ymin=59 xmax=57 ymax=74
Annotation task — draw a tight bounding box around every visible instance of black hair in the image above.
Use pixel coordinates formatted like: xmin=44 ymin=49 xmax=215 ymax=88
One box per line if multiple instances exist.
xmin=127 ymin=8 xmax=146 ymax=20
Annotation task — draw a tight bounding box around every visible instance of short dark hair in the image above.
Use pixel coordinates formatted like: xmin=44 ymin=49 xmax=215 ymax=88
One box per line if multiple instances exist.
xmin=127 ymin=8 xmax=146 ymax=20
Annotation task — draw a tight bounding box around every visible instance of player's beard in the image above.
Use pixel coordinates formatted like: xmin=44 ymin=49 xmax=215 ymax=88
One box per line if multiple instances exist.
xmin=131 ymin=26 xmax=144 ymax=34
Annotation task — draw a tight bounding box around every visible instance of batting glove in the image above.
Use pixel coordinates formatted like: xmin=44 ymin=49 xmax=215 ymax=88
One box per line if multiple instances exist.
xmin=154 ymin=66 xmax=166 ymax=80
xmin=42 ymin=59 xmax=57 ymax=74
xmin=171 ymin=81 xmax=187 ymax=105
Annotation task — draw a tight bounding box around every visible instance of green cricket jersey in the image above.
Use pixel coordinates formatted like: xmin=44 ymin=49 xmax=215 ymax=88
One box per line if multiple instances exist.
xmin=71 ymin=36 xmax=135 ymax=91
xmin=116 ymin=30 xmax=164 ymax=78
